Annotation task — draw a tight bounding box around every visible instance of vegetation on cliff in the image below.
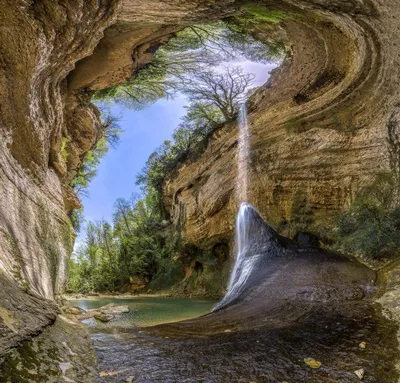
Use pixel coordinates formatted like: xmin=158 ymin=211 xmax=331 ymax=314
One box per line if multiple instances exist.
xmin=279 ymin=172 xmax=400 ymax=264
xmin=68 ymin=193 xmax=181 ymax=293
xmin=68 ymin=19 xmax=284 ymax=295
xmin=68 ymin=192 xmax=230 ymax=296
xmin=93 ymin=22 xmax=283 ymax=109
xmin=332 ymin=172 xmax=400 ymax=262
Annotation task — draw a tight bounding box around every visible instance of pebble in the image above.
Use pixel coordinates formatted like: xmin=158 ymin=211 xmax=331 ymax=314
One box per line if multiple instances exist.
xmin=304 ymin=358 xmax=322 ymax=369
xmin=354 ymin=368 xmax=364 ymax=379
xmin=359 ymin=341 xmax=367 ymax=349
xmin=99 ymin=371 xmax=120 ymax=377
xmin=59 ymin=362 xmax=73 ymax=375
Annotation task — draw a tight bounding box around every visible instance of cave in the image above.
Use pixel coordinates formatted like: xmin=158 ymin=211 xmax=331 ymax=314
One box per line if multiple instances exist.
xmin=1 ymin=0 xmax=400 ymax=382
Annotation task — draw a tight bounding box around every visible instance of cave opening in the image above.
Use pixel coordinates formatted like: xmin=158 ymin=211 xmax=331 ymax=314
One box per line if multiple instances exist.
xmin=67 ymin=15 xmax=286 ymax=299
xmin=3 ymin=0 xmax=400 ymax=381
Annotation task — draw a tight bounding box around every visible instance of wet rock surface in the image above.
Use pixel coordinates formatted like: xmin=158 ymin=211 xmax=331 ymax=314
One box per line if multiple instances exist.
xmin=1 ymin=0 xmax=400 ymax=378
xmin=0 ymin=316 xmax=97 ymax=383
xmin=91 ymin=277 xmax=398 ymax=383
xmin=63 ymin=303 xmax=130 ymax=323
xmin=90 ymin=216 xmax=398 ymax=382
xmin=0 ymin=273 xmax=58 ymax=365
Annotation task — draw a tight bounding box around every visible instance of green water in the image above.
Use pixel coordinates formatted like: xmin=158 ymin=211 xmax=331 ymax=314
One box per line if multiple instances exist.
xmin=68 ymin=297 xmax=217 ymax=328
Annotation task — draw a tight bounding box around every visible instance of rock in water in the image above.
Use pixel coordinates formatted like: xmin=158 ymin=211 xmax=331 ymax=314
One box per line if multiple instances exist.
xmin=99 ymin=303 xmax=129 ymax=314
xmin=63 ymin=306 xmax=85 ymax=315
xmin=94 ymin=314 xmax=114 ymax=323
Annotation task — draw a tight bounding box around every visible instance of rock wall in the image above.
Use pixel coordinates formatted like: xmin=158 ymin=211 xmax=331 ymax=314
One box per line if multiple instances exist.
xmin=0 ymin=0 xmax=234 ymax=357
xmin=1 ymin=0 xmax=400 ymax=361
xmin=163 ymin=0 xmax=400 ymax=250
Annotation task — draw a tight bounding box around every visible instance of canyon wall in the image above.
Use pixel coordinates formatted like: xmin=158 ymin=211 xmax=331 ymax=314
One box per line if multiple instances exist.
xmin=0 ymin=0 xmax=234 ymax=359
xmin=163 ymin=0 xmax=400 ymax=251
xmin=1 ymin=0 xmax=400 ymax=359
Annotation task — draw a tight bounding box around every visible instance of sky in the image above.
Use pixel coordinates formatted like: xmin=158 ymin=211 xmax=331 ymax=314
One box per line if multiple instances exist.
xmin=75 ymin=59 xmax=277 ymax=246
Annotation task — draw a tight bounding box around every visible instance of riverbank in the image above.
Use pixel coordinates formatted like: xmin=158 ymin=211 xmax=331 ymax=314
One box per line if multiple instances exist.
xmin=64 ymin=296 xmax=218 ymax=328
xmin=61 ymin=288 xmax=224 ymax=302
xmin=2 ymin=236 xmax=400 ymax=382
xmin=0 ymin=315 xmax=98 ymax=383
xmin=87 ymin=245 xmax=400 ymax=383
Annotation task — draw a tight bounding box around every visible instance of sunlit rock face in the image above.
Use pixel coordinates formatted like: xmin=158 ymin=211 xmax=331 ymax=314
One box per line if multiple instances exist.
xmin=163 ymin=0 xmax=400 ymax=249
xmin=0 ymin=0 xmax=241 ymax=356
xmin=0 ymin=0 xmax=400 ymax=360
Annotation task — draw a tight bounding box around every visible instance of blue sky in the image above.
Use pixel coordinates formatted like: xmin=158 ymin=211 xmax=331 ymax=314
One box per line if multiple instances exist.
xmin=76 ymin=60 xmax=276 ymax=245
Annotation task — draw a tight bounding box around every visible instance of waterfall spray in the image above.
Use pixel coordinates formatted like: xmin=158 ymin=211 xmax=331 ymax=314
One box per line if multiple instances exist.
xmin=214 ymin=202 xmax=263 ymax=310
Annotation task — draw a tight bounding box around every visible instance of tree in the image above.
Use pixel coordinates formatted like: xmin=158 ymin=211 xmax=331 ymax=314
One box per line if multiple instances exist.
xmin=182 ymin=66 xmax=255 ymax=121
xmin=182 ymin=102 xmax=225 ymax=129
xmin=113 ymin=197 xmax=134 ymax=236
xmin=92 ymin=28 xmax=223 ymax=110
xmin=134 ymin=67 xmax=255 ymax=216
xmin=71 ymin=111 xmax=122 ymax=198
xmin=93 ymin=21 xmax=283 ymax=110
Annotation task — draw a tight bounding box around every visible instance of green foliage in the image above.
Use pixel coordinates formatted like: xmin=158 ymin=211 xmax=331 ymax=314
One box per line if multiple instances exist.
xmin=71 ymin=111 xmax=122 ymax=199
xmin=71 ymin=138 xmax=108 ymax=198
xmin=182 ymin=66 xmax=255 ymax=121
xmin=275 ymin=189 xmax=315 ymax=237
xmin=333 ymin=172 xmax=400 ymax=261
xmin=68 ymin=20 xmax=286 ymax=295
xmin=67 ymin=189 xmax=228 ymax=295
xmin=93 ymin=21 xmax=284 ymax=111
xmin=69 ymin=208 xmax=84 ymax=233
xmin=241 ymin=5 xmax=290 ymax=24
xmin=67 ymin=193 xmax=183 ymax=293
xmin=136 ymin=66 xmax=256 ymax=216
xmin=68 ymin=110 xmax=122 ymax=241
xmin=61 ymin=221 xmax=74 ymax=256
xmin=91 ymin=21 xmax=285 ymax=223
xmin=146 ymin=257 xmax=185 ymax=292
xmin=61 ymin=137 xmax=70 ymax=164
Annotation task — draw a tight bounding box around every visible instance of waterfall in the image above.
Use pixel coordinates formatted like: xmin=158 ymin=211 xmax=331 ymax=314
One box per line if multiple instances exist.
xmin=214 ymin=102 xmax=258 ymax=310
xmin=213 ymin=203 xmax=261 ymax=310
xmin=236 ymin=103 xmax=250 ymax=204
xmin=213 ymin=201 xmax=288 ymax=311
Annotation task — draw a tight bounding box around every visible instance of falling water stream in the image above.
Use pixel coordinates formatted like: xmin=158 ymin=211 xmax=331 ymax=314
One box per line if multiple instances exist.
xmin=236 ymin=102 xmax=250 ymax=203
xmin=214 ymin=102 xmax=260 ymax=311
xmin=214 ymin=202 xmax=264 ymax=310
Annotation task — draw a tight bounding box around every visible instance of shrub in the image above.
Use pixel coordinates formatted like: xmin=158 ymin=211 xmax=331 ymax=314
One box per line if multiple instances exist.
xmin=333 ymin=172 xmax=400 ymax=261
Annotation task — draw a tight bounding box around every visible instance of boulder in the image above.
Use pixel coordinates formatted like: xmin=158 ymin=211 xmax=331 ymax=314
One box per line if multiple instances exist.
xmin=93 ymin=314 xmax=114 ymax=323
xmin=63 ymin=306 xmax=85 ymax=315
xmin=98 ymin=303 xmax=129 ymax=314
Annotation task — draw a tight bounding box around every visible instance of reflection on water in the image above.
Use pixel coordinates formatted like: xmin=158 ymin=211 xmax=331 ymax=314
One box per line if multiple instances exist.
xmin=69 ymin=297 xmax=217 ymax=327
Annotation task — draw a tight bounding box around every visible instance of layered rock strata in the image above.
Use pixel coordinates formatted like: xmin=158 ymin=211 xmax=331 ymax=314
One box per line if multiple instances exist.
xmin=1 ymin=0 xmax=400 ymax=364
xmin=163 ymin=0 xmax=400 ymax=250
